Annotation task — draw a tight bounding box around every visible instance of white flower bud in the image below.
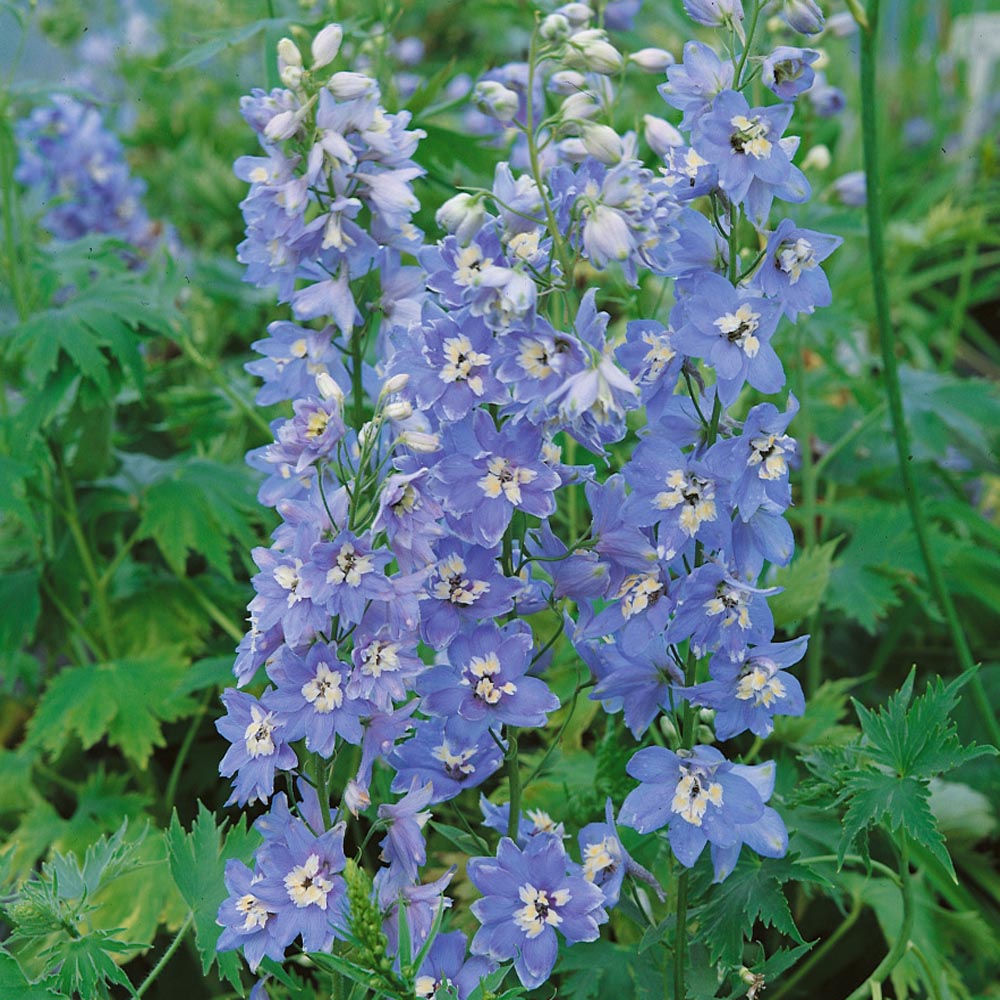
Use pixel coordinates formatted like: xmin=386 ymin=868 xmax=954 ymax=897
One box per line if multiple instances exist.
xmin=540 ymin=13 xmax=571 ymax=42
xmin=264 ymin=109 xmax=301 ymax=141
xmin=696 ymin=724 xmax=715 ymax=744
xmin=629 ymin=47 xmax=675 ymax=72
xmin=557 ymin=2 xmax=593 ymax=27
xmin=557 ymin=137 xmax=589 ymax=162
xmin=560 ymin=90 xmax=601 ymax=122
xmin=566 ymin=31 xmax=624 ymax=75
xmin=280 ymin=65 xmax=303 ymax=89
xmin=643 ymin=114 xmax=684 ymax=156
xmin=358 ymin=421 xmax=376 ymax=448
xmin=399 ymin=430 xmax=441 ymax=453
xmin=549 ymin=69 xmax=588 ymax=95
xmin=311 ymin=24 xmax=343 ymax=69
xmin=435 ymin=191 xmax=486 ymax=243
xmin=277 ymin=37 xmax=302 ymax=69
xmin=582 ymin=123 xmax=623 ymax=164
xmin=381 ymin=372 xmax=410 ymax=395
xmin=801 ymin=143 xmax=831 ymax=171
xmin=327 ymin=71 xmax=376 ymax=100
xmin=315 ymin=371 xmax=344 ymax=404
xmin=826 ymin=11 xmax=859 ymax=37
xmin=660 ymin=715 xmax=679 ymax=743
xmin=473 ymin=80 xmax=520 ymax=123
xmin=343 ymin=779 xmax=370 ymax=818
xmin=384 ymin=400 xmax=413 ymax=421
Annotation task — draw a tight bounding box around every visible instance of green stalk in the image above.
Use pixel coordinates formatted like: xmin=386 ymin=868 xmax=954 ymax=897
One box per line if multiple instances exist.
xmin=856 ymin=0 xmax=1000 ymax=749
xmin=505 ymin=730 xmax=521 ymax=841
xmin=135 ymin=911 xmax=194 ymax=997
xmin=843 ymin=838 xmax=913 ymax=1000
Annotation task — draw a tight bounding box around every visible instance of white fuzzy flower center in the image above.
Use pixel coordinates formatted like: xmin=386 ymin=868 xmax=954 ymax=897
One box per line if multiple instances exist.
xmin=730 ymin=115 xmax=772 ymax=159
xmin=302 ymin=662 xmax=344 ymax=713
xmin=284 ymin=853 xmax=334 ymax=909
xmin=465 ymin=652 xmax=517 ymax=705
xmin=671 ymin=772 xmax=724 ymax=827
xmin=655 ymin=469 xmax=717 ymax=536
xmin=513 ymin=884 xmax=571 ymax=938
xmin=236 ymin=891 xmax=270 ymax=931
xmin=478 ymin=455 xmax=537 ymax=505
xmin=326 ymin=542 xmax=374 ymax=588
xmin=736 ymin=659 xmax=787 ymax=707
xmin=777 ymin=237 xmax=816 ymax=284
xmin=432 ymin=553 xmax=490 ymax=606
xmin=748 ymin=433 xmax=789 ymax=480
xmin=243 ymin=705 xmax=278 ymax=758
xmin=714 ymin=304 xmax=760 ymax=357
xmin=440 ymin=335 xmax=489 ymax=393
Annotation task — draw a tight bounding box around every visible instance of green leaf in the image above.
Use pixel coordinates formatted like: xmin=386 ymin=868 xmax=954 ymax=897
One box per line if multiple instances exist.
xmin=136 ymin=458 xmax=258 ymax=578
xmin=0 ymin=950 xmax=64 ymax=999
xmin=46 ymin=821 xmax=143 ymax=900
xmin=767 ymin=538 xmax=840 ymax=630
xmin=698 ymin=856 xmax=813 ymax=964
xmin=166 ymin=803 xmax=259 ymax=990
xmin=169 ymin=17 xmax=294 ymax=70
xmin=26 ymin=649 xmax=195 ymax=767
xmin=41 ymin=932 xmax=138 ymax=1000
xmin=430 ymin=821 xmax=490 ymax=856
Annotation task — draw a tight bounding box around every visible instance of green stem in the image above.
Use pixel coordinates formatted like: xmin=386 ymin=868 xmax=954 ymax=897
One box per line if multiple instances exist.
xmin=843 ymin=839 xmax=913 ymax=1000
xmin=135 ymin=911 xmax=194 ymax=997
xmin=180 ymin=579 xmax=245 ymax=643
xmin=162 ymin=690 xmax=213 ymax=820
xmin=673 ymin=872 xmax=689 ymax=1000
xmin=857 ymin=0 xmax=1000 ymax=749
xmin=351 ymin=317 xmax=365 ymax=431
xmin=505 ymin=730 xmax=521 ymax=841
xmin=733 ymin=0 xmax=763 ymax=88
xmin=0 ymin=115 xmax=29 ymax=321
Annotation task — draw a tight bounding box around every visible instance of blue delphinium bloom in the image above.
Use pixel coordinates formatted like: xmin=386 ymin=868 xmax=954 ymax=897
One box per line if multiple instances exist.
xmin=761 ymin=47 xmax=820 ymax=101
xmin=668 ymin=562 xmax=777 ymax=662
xmin=673 ymin=271 xmax=784 ymax=405
xmin=389 ymin=716 xmax=505 ymax=803
xmin=434 ymin=411 xmax=561 ymax=548
xmin=300 ymin=531 xmax=394 ymax=626
xmin=480 ymin=796 xmax=566 ymax=847
xmin=619 ymin=745 xmax=766 ymax=876
xmin=217 ymin=689 xmax=298 ymax=806
xmin=246 ymin=321 xmax=349 ymax=407
xmin=615 ymin=319 xmax=686 ymax=420
xmin=378 ymin=779 xmax=434 ymax=889
xmin=754 ymin=219 xmax=843 ymax=320
xmin=688 ymin=636 xmax=807 ymax=739
xmin=371 ymin=464 xmax=444 ymax=571
xmin=468 ymin=836 xmax=607 ymax=989
xmin=419 ymin=620 xmax=560 ymax=728
xmin=251 ymin=815 xmax=349 ymax=952
xmin=216 ymin=860 xmax=286 ymax=971
xmin=264 ymin=643 xmax=367 ymax=756
xmin=414 ymin=930 xmax=497 ymax=1000
xmin=346 ymin=605 xmax=425 ymax=710
xmin=693 ymin=89 xmax=810 ymax=225
xmin=660 ymin=42 xmax=735 ymax=130
xmin=683 ymin=0 xmax=744 ymax=31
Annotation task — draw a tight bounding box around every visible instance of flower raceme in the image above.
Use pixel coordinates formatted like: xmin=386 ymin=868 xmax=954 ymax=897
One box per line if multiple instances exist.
xmin=212 ymin=5 xmax=842 ymax=995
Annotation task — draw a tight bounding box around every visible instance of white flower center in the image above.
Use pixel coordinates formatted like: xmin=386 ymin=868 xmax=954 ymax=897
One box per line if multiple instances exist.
xmin=713 ymin=304 xmax=760 ymax=357
xmin=284 ymin=853 xmax=334 ymax=909
xmin=243 ymin=705 xmax=278 ymax=758
xmin=478 ymin=455 xmax=537 ymax=505
xmin=431 ymin=739 xmax=478 ymax=777
xmin=440 ymin=335 xmax=490 ymax=393
xmin=654 ymin=470 xmax=717 ymax=536
xmin=736 ymin=659 xmax=787 ymax=707
xmin=513 ymin=884 xmax=571 ymax=939
xmin=454 ymin=245 xmax=492 ymax=286
xmin=432 ymin=554 xmax=490 ymax=606
xmin=748 ymin=433 xmax=789 ymax=480
xmin=582 ymin=836 xmax=620 ymax=883
xmin=705 ymin=585 xmax=752 ymax=629
xmin=301 ymin=662 xmax=344 ymax=713
xmin=273 ymin=559 xmax=304 ymax=607
xmin=777 ymin=237 xmax=816 ymax=284
xmin=360 ymin=640 xmax=401 ymax=678
xmin=730 ymin=115 xmax=772 ymax=159
xmin=235 ymin=891 xmax=270 ymax=931
xmin=616 ymin=573 xmax=664 ymax=619
xmin=465 ymin=652 xmax=517 ymax=705
xmin=641 ymin=330 xmax=676 ymax=382
xmin=671 ymin=772 xmax=724 ymax=827
xmin=326 ymin=542 xmax=374 ymax=588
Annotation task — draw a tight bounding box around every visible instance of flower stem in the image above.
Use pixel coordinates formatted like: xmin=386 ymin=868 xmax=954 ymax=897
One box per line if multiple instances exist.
xmin=857 ymin=0 xmax=1000 ymax=748
xmin=505 ymin=729 xmax=521 ymax=840
xmin=135 ymin=911 xmax=194 ymax=997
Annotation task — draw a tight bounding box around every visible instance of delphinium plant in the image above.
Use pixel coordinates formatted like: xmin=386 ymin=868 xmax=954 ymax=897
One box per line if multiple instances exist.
xmin=214 ymin=3 xmax=851 ymax=997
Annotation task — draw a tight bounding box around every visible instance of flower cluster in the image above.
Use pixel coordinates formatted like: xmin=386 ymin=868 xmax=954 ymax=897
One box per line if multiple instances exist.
xmin=15 ymin=94 xmax=165 ymax=254
xmin=217 ymin=3 xmax=841 ymax=995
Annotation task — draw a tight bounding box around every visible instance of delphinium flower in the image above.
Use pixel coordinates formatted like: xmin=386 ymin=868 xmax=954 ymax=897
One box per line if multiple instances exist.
xmin=216 ymin=3 xmax=845 ymax=993
xmin=468 ymin=836 xmax=607 ymax=989
xmin=16 ymin=94 xmax=166 ymax=254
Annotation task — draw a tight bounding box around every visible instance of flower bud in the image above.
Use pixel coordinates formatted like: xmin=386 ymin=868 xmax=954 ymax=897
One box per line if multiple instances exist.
xmin=831 ymin=170 xmax=866 ymax=206
xmin=381 ymin=372 xmax=410 ymax=395
xmin=277 ymin=37 xmax=302 ymax=69
xmin=557 ymin=137 xmax=589 ymax=162
xmin=801 ymin=143 xmax=831 ymax=170
xmin=316 ymin=371 xmax=344 ymax=405
xmin=311 ymin=24 xmax=343 ymax=69
xmin=384 ymin=400 xmax=413 ymax=421
xmin=343 ymin=779 xmax=370 ymax=818
xmin=540 ymin=13 xmax=571 ymax=42
xmin=264 ymin=109 xmax=301 ymax=141
xmin=643 ymin=114 xmax=684 ymax=156
xmin=825 ymin=11 xmax=858 ymax=37
xmin=549 ymin=70 xmax=587 ymax=95
xmin=560 ymin=90 xmax=601 ymax=122
xmin=327 ymin=71 xmax=376 ymax=100
xmin=659 ymin=715 xmax=679 ymax=743
xmin=783 ymin=0 xmax=825 ymax=34
xmin=629 ymin=47 xmax=675 ymax=73
xmin=358 ymin=421 xmax=376 ymax=448
xmin=399 ymin=430 xmax=441 ymax=453
xmin=582 ymin=123 xmax=623 ymax=164
xmin=473 ymin=80 xmax=520 ymax=122
xmin=557 ymin=2 xmax=593 ymax=27
xmin=280 ymin=65 xmax=303 ymax=89
xmin=435 ymin=191 xmax=486 ymax=243
xmin=696 ymin=724 xmax=715 ymax=744
xmin=566 ymin=30 xmax=624 ymax=75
